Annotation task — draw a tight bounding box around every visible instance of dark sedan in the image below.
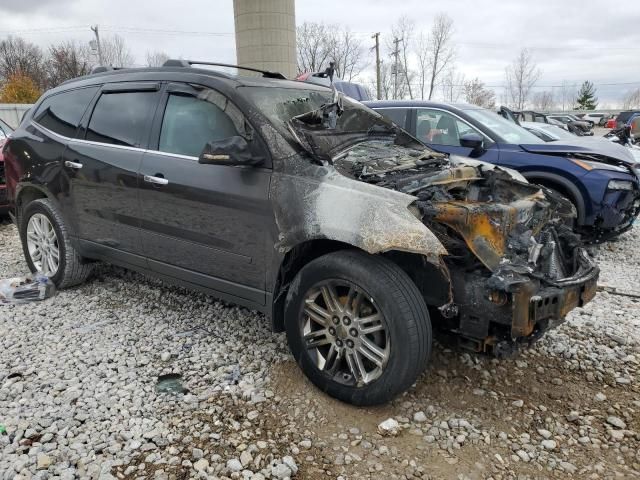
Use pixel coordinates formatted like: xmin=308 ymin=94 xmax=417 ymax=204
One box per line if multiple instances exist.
xmin=366 ymin=100 xmax=640 ymax=240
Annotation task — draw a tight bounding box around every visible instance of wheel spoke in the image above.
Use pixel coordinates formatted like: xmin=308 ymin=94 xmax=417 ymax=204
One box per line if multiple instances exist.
xmin=320 ymin=284 xmax=341 ymax=313
xmin=357 ymin=313 xmax=384 ymax=334
xmin=303 ymin=329 xmax=332 ymax=349
xmin=345 ymin=350 xmax=366 ymax=383
xmin=47 ymin=253 xmax=57 ymax=273
xmin=31 ymin=247 xmax=42 ymax=261
xmin=346 ymin=286 xmax=364 ymax=316
xmin=304 ymin=301 xmax=330 ymax=326
xmin=50 ymin=248 xmax=60 ymax=260
xmin=323 ymin=344 xmax=341 ymax=373
xmin=358 ymin=337 xmax=387 ymax=367
xmin=27 ymin=231 xmax=39 ymax=242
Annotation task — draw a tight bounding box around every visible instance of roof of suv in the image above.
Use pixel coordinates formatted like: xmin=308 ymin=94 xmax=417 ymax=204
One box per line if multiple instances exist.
xmin=57 ymin=65 xmax=331 ymax=92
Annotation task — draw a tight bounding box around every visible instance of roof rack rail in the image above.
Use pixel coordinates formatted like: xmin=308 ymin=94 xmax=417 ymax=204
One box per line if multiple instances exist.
xmin=162 ymin=59 xmax=287 ymax=79
xmin=90 ymin=65 xmax=124 ymax=74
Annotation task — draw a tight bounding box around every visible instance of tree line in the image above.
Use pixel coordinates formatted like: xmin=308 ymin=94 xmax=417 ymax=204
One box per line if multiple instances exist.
xmin=0 ymin=35 xmax=169 ymax=103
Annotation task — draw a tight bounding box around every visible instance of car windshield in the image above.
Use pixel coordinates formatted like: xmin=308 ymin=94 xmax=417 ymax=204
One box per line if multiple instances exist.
xmin=243 ymin=86 xmax=424 ymax=159
xmin=464 ymin=108 xmax=543 ymax=144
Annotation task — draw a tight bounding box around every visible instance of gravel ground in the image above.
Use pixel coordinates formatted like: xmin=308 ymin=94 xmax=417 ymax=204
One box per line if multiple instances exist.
xmin=0 ymin=217 xmax=639 ymax=480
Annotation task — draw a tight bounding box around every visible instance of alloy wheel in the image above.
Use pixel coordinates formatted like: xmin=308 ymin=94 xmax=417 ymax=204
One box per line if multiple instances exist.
xmin=26 ymin=213 xmax=60 ymax=276
xmin=301 ymin=280 xmax=390 ymax=387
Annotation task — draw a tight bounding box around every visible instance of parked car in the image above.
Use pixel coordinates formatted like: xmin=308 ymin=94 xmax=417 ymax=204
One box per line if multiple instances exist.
xmin=524 ymin=121 xmax=640 ymax=162
xmin=296 ymin=69 xmax=371 ymax=102
xmin=614 ymin=111 xmax=640 ymax=129
xmin=367 ymin=100 xmax=640 ymax=240
xmin=606 ymin=117 xmax=617 ymax=129
xmin=0 ymin=118 xmax=14 ymax=215
xmin=521 ymin=121 xmax=578 ymax=142
xmin=581 ymin=113 xmax=607 ymax=126
xmin=547 ymin=114 xmax=594 ymax=136
xmin=3 ymin=61 xmax=599 ymax=405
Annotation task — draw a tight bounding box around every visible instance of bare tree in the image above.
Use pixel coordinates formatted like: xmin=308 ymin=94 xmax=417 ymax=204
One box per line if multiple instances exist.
xmin=296 ymin=22 xmax=335 ymax=75
xmin=331 ymin=29 xmax=366 ymax=81
xmin=146 ymin=50 xmax=170 ymax=67
xmin=296 ymin=22 xmax=366 ymax=81
xmin=558 ymin=81 xmax=578 ymax=111
xmin=504 ymin=48 xmax=541 ymax=110
xmin=390 ymin=16 xmax=415 ymax=98
xmin=623 ymin=88 xmax=640 ymax=109
xmin=99 ymin=34 xmax=134 ymax=67
xmin=0 ymin=36 xmax=46 ymax=88
xmin=45 ymin=41 xmax=93 ymax=88
xmin=440 ymin=67 xmax=464 ymax=102
xmin=463 ymin=78 xmax=496 ymax=108
xmin=425 ymin=14 xmax=455 ymax=100
xmin=532 ymin=90 xmax=555 ymax=111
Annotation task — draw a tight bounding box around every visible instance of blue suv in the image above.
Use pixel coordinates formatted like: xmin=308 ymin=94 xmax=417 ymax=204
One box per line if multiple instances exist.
xmin=366 ymin=100 xmax=640 ymax=240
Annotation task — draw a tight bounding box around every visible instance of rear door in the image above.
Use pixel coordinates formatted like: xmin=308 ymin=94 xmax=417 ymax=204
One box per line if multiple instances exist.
xmin=66 ymin=82 xmax=161 ymax=262
xmin=138 ymin=82 xmax=272 ymax=303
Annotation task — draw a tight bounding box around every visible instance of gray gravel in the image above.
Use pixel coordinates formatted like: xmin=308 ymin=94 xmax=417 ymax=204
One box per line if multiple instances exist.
xmin=1 ymin=218 xmax=639 ymax=479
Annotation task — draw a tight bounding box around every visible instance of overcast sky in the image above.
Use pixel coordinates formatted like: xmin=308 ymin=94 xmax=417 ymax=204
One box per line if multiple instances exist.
xmin=1 ymin=0 xmax=639 ymax=107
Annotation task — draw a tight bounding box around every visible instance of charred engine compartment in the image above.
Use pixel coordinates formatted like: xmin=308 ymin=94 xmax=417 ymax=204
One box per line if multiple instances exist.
xmin=335 ymin=141 xmax=599 ymax=355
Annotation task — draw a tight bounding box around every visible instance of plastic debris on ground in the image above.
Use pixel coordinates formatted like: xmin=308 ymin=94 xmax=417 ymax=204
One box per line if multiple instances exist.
xmin=156 ymin=373 xmax=189 ymax=394
xmin=0 ymin=274 xmax=56 ymax=305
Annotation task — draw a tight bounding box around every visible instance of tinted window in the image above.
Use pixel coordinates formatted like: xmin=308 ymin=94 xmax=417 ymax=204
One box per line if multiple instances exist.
xmin=159 ymin=93 xmax=239 ymax=157
xmin=33 ymin=87 xmax=97 ymax=137
xmin=376 ymin=108 xmax=408 ymax=129
xmin=86 ymin=91 xmax=157 ymax=147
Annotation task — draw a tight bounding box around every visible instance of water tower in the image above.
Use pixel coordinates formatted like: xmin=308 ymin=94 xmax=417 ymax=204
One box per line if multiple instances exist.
xmin=233 ymin=0 xmax=296 ymax=79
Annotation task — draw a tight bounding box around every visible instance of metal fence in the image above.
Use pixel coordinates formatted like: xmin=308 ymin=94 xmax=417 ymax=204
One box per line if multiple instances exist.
xmin=0 ymin=104 xmax=34 ymax=129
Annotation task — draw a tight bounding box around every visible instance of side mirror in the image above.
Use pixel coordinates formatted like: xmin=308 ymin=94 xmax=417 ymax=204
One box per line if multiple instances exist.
xmin=198 ymin=136 xmax=263 ymax=166
xmin=460 ymin=133 xmax=484 ymax=154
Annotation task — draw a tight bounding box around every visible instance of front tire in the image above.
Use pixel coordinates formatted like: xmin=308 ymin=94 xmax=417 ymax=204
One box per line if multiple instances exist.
xmin=284 ymin=250 xmax=432 ymax=406
xmin=20 ymin=198 xmax=93 ymax=288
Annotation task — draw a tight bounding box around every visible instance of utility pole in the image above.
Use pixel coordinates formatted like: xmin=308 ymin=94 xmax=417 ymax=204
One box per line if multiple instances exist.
xmin=392 ymin=37 xmax=401 ymax=100
xmin=371 ymin=33 xmax=381 ymax=100
xmin=90 ymin=25 xmax=104 ymax=65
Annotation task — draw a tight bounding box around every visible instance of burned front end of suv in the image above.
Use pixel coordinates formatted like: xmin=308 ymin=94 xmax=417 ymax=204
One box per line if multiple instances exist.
xmin=255 ymin=87 xmax=599 ymax=355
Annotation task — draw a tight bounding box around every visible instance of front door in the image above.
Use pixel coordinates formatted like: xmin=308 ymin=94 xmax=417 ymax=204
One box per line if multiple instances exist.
xmin=65 ymin=83 xmax=161 ymax=261
xmin=138 ymin=82 xmax=272 ymax=304
xmin=414 ymin=108 xmax=500 ymax=164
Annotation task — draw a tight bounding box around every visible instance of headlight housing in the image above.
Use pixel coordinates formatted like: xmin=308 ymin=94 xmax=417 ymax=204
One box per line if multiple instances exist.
xmin=569 ymin=158 xmax=628 ymax=173
xmin=608 ymin=180 xmax=635 ymax=191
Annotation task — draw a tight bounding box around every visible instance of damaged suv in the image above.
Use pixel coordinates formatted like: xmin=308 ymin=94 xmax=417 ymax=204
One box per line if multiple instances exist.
xmin=4 ymin=61 xmax=599 ymax=405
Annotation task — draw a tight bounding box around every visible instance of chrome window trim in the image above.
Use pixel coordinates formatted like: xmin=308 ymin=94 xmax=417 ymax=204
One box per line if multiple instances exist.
xmin=32 ymin=120 xmax=199 ymax=161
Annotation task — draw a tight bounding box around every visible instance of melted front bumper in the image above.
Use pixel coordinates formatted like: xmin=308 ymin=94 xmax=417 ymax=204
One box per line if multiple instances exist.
xmin=450 ymin=249 xmax=599 ymax=355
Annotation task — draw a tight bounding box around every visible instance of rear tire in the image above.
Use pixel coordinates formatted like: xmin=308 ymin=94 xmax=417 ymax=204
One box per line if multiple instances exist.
xmin=20 ymin=198 xmax=93 ymax=288
xmin=284 ymin=250 xmax=432 ymax=406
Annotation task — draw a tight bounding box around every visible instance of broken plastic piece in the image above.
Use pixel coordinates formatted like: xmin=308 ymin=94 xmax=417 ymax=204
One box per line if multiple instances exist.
xmin=156 ymin=373 xmax=189 ymax=394
xmin=0 ymin=274 xmax=56 ymax=305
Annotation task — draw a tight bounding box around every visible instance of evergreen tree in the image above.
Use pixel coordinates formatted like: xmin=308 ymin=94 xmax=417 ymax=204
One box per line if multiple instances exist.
xmin=575 ymin=81 xmax=598 ymax=110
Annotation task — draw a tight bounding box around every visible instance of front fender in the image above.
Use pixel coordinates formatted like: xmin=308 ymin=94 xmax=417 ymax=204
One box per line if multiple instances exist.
xmin=271 ymin=162 xmax=447 ymax=264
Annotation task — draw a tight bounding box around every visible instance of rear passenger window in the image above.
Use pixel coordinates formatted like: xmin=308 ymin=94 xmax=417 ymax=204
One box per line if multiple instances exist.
xmin=159 ymin=92 xmax=239 ymax=157
xmin=33 ymin=87 xmax=98 ymax=137
xmin=86 ymin=91 xmax=157 ymax=147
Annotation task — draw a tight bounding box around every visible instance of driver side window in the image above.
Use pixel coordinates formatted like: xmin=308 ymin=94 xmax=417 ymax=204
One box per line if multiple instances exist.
xmin=416 ymin=109 xmax=465 ymax=147
xmin=159 ymin=92 xmax=239 ymax=158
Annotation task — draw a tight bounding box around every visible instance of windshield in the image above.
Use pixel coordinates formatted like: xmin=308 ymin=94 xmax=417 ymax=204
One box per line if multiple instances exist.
xmin=465 ymin=108 xmax=543 ymax=144
xmin=244 ymin=86 xmax=425 ymax=160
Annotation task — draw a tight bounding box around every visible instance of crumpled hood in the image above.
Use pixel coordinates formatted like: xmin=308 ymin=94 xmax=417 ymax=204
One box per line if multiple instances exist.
xmin=520 ymin=139 xmax=638 ymax=165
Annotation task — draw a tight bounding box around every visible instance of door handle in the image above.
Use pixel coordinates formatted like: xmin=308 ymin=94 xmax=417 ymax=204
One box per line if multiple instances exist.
xmin=144 ymin=174 xmax=169 ymax=185
xmin=64 ymin=160 xmax=83 ymax=169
